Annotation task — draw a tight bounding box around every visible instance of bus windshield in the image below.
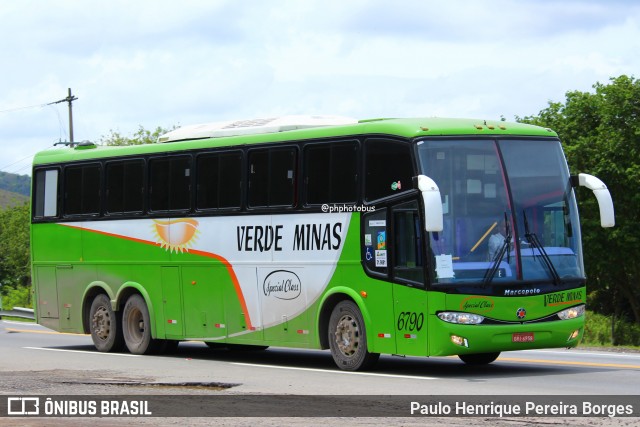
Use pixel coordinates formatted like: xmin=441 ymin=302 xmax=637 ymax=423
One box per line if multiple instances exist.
xmin=417 ymin=138 xmax=584 ymax=286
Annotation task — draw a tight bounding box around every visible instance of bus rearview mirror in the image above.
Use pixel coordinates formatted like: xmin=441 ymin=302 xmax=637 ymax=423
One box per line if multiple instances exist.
xmin=416 ymin=175 xmax=444 ymax=232
xmin=573 ymin=173 xmax=615 ymax=228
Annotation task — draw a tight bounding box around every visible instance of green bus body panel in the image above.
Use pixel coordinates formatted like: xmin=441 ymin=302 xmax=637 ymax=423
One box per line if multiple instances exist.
xmin=32 ymin=211 xmax=585 ymax=356
xmin=32 ymin=118 xmax=556 ymax=167
xmin=31 ymin=117 xmax=586 ymax=359
xmin=393 ymin=284 xmax=429 ymax=356
xmin=428 ymin=288 xmax=586 ymax=357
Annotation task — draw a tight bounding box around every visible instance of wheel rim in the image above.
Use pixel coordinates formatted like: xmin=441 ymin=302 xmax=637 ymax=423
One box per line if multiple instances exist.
xmin=126 ymin=307 xmax=145 ymax=343
xmin=334 ymin=314 xmax=360 ymax=357
xmin=92 ymin=306 xmax=111 ymax=341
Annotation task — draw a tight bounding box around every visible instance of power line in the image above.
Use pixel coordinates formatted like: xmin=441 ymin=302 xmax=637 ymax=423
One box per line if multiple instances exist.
xmin=0 ymin=141 xmax=60 ymax=175
xmin=5 ymin=162 xmax=32 ymax=176
xmin=0 ymin=89 xmax=79 ymax=175
xmin=0 ymin=89 xmax=78 ymax=143
xmin=0 ymin=102 xmax=48 ymax=114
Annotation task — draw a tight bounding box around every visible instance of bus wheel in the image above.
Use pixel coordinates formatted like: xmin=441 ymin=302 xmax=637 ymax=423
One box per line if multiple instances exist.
xmin=458 ymin=352 xmax=500 ymax=365
xmin=89 ymin=294 xmax=124 ymax=352
xmin=328 ymin=300 xmax=379 ymax=371
xmin=122 ymin=294 xmax=158 ymax=355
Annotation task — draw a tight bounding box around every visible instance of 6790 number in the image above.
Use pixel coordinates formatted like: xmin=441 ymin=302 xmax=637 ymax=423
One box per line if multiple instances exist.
xmin=396 ymin=311 xmax=424 ymax=332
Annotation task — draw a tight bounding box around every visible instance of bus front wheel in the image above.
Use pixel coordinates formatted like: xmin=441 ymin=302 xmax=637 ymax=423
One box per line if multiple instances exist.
xmin=328 ymin=300 xmax=379 ymax=371
xmin=458 ymin=352 xmax=500 ymax=365
xmin=122 ymin=294 xmax=159 ymax=355
xmin=89 ymin=294 xmax=124 ymax=352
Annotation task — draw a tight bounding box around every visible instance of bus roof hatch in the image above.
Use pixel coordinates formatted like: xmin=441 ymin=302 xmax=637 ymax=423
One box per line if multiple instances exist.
xmin=157 ymin=115 xmax=358 ymax=143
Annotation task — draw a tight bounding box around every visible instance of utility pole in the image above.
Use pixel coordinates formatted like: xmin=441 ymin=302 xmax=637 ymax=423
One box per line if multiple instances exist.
xmin=49 ymin=88 xmax=78 ymax=145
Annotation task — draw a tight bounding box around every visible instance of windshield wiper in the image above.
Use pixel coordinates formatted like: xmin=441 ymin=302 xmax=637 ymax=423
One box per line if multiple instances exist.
xmin=522 ymin=210 xmax=561 ymax=285
xmin=482 ymin=213 xmax=512 ymax=288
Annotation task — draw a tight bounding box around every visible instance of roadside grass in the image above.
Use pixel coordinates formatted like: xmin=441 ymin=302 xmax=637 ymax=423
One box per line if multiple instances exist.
xmin=581 ymin=310 xmax=640 ymax=351
xmin=0 ymin=315 xmax=35 ymax=322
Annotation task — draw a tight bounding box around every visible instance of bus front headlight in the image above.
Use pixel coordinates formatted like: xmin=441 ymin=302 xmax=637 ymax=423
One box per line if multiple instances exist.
xmin=557 ymin=304 xmax=585 ymax=320
xmin=437 ymin=312 xmax=484 ymax=324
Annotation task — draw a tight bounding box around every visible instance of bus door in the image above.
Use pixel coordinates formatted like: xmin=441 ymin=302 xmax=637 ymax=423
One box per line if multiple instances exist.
xmin=390 ymin=200 xmax=429 ymax=356
xmin=161 ymin=266 xmax=184 ymax=338
xmin=258 ymin=267 xmax=308 ymax=344
xmin=181 ymin=266 xmax=226 ymax=340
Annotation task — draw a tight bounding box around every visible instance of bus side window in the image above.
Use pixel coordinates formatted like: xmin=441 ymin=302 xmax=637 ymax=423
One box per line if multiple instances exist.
xmin=64 ymin=163 xmax=101 ymax=216
xmin=196 ymin=151 xmax=242 ymax=210
xmin=105 ymin=160 xmax=144 ymax=215
xmin=363 ymin=208 xmax=388 ymax=277
xmin=248 ymin=147 xmax=296 ymax=208
xmin=34 ymin=169 xmax=59 ymax=218
xmin=304 ymin=141 xmax=358 ymax=205
xmin=364 ymin=139 xmax=413 ymax=202
xmin=149 ymin=156 xmax=191 ymax=212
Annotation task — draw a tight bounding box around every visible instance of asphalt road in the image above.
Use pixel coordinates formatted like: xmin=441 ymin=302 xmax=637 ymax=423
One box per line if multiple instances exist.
xmin=1 ymin=319 xmax=639 ymax=426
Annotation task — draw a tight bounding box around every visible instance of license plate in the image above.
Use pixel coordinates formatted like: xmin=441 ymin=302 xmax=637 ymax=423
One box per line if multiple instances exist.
xmin=512 ymin=332 xmax=535 ymax=343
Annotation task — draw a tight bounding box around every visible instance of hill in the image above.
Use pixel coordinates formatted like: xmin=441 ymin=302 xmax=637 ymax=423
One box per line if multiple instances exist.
xmin=0 ymin=171 xmax=31 ymax=197
xmin=0 ymin=188 xmax=28 ymax=209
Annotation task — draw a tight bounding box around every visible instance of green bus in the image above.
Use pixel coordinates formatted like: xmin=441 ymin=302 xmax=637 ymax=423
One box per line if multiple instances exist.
xmin=31 ymin=116 xmax=614 ymax=371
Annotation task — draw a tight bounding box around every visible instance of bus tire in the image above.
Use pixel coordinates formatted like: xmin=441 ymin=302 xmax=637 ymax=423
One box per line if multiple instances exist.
xmin=458 ymin=352 xmax=500 ymax=365
xmin=89 ymin=294 xmax=124 ymax=352
xmin=328 ymin=300 xmax=379 ymax=371
xmin=122 ymin=294 xmax=158 ymax=355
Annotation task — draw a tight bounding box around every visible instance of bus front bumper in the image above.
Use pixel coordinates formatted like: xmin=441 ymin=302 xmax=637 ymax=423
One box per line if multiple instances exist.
xmin=428 ymin=315 xmax=584 ymax=357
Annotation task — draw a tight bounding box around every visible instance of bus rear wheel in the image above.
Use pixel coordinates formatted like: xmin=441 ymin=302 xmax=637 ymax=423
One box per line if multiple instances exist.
xmin=89 ymin=294 xmax=124 ymax=352
xmin=458 ymin=352 xmax=500 ymax=365
xmin=328 ymin=300 xmax=379 ymax=371
xmin=122 ymin=294 xmax=159 ymax=355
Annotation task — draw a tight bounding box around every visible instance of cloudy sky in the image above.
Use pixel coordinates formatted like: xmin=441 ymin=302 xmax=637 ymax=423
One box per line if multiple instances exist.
xmin=1 ymin=0 xmax=639 ymax=175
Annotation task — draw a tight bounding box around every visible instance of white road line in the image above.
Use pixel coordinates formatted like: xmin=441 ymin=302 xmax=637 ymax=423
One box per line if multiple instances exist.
xmin=24 ymin=347 xmax=141 ymax=357
xmin=1 ymin=320 xmax=43 ymax=326
xmin=518 ymin=349 xmax=640 ymax=359
xmin=232 ymin=362 xmax=438 ymax=380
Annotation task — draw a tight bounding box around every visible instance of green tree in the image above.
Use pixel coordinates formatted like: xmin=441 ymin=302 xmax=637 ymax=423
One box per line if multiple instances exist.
xmin=519 ymin=75 xmax=640 ymax=325
xmin=0 ymin=203 xmax=31 ymax=307
xmin=99 ymin=125 xmax=176 ymax=146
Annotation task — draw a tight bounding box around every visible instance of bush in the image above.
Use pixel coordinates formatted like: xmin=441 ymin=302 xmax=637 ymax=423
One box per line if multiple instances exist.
xmin=583 ymin=311 xmax=640 ymax=347
xmin=1 ymin=285 xmax=31 ymax=310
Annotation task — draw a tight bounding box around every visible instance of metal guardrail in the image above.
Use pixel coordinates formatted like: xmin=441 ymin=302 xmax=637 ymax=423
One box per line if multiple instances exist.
xmin=0 ymin=307 xmax=35 ymax=320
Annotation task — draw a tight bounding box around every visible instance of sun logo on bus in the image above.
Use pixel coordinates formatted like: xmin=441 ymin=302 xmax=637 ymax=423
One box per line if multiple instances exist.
xmin=152 ymin=219 xmax=200 ymax=253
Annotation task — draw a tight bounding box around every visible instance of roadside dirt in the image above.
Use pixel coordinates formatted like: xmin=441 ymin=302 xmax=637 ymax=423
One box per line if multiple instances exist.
xmin=1 ymin=369 xmax=637 ymax=427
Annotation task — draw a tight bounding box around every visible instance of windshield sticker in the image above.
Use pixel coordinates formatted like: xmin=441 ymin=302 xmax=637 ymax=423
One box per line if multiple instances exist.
xmin=484 ymin=183 xmax=496 ymax=198
xmin=391 ymin=180 xmax=402 ymax=191
xmin=375 ymin=249 xmax=387 ymax=267
xmin=435 ymin=254 xmax=454 ymax=279
xmin=364 ymin=234 xmax=372 ymax=246
xmin=376 ymin=231 xmax=386 ymax=250
xmin=365 ymin=246 xmax=374 ymax=262
xmin=369 ymin=219 xmax=386 ymax=227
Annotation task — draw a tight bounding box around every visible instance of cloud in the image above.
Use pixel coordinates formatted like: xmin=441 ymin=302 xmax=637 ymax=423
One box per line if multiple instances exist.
xmin=0 ymin=0 xmax=639 ymax=175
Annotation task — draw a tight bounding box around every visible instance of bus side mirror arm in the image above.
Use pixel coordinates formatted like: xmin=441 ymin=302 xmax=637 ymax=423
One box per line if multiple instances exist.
xmin=414 ymin=175 xmax=443 ymax=232
xmin=571 ymin=173 xmax=615 ymax=228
